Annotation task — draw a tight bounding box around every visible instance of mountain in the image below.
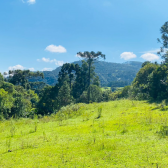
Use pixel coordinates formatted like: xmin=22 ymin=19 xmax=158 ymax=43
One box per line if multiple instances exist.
xmin=33 ymin=61 xmax=142 ymax=86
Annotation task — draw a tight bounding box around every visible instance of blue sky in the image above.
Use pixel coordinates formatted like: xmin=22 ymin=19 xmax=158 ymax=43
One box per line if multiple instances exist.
xmin=0 ymin=0 xmax=168 ymax=72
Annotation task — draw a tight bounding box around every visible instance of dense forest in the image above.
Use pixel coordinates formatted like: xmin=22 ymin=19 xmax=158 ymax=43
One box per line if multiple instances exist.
xmin=31 ymin=61 xmax=142 ymax=87
xmin=1 ymin=21 xmax=168 ymax=120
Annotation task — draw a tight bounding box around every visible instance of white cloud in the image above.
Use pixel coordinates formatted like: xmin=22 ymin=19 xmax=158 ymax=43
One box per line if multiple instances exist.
xmin=45 ymin=45 xmax=67 ymax=53
xmin=27 ymin=0 xmax=36 ymax=4
xmin=55 ymin=60 xmax=64 ymax=66
xmin=42 ymin=57 xmax=52 ymax=63
xmin=120 ymin=52 xmax=137 ymax=60
xmin=42 ymin=68 xmax=53 ymax=71
xmin=141 ymin=53 xmax=160 ymax=61
xmin=38 ymin=57 xmax=64 ymax=66
xmin=29 ymin=68 xmax=35 ymax=71
xmin=9 ymin=65 xmax=24 ymax=70
xmin=8 ymin=65 xmax=36 ymax=71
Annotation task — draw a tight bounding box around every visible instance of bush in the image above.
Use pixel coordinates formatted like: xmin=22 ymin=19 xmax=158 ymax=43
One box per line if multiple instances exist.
xmin=56 ymin=103 xmax=85 ymax=120
xmin=79 ymin=85 xmax=103 ymax=103
xmin=102 ymin=90 xmax=112 ymax=102
xmin=89 ymin=85 xmax=102 ymax=103
xmin=95 ymin=106 xmax=102 ymax=119
xmin=109 ymin=91 xmax=122 ymax=101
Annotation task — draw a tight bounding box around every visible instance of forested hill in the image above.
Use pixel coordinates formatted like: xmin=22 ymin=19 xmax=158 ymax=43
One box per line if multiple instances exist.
xmin=35 ymin=61 xmax=142 ymax=86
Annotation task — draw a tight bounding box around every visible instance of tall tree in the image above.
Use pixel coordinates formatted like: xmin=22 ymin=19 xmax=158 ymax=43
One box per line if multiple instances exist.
xmin=132 ymin=63 xmax=158 ymax=99
xmin=0 ymin=73 xmax=3 ymax=82
xmin=157 ymin=21 xmax=168 ymax=63
xmin=76 ymin=51 xmax=105 ymax=103
xmin=57 ymin=63 xmax=76 ymax=89
xmin=0 ymin=88 xmax=14 ymax=118
xmin=0 ymin=73 xmax=4 ymax=88
xmin=58 ymin=81 xmax=72 ymax=107
xmin=37 ymin=85 xmax=59 ymax=115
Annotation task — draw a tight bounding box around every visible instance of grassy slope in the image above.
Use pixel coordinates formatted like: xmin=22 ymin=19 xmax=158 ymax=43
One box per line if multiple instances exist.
xmin=0 ymin=100 xmax=168 ymax=167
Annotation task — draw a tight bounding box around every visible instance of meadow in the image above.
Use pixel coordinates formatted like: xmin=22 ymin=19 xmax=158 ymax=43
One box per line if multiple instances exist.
xmin=0 ymin=99 xmax=168 ymax=167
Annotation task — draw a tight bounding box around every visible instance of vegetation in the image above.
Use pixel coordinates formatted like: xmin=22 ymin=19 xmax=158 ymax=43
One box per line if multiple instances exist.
xmin=0 ymin=57 xmax=113 ymax=118
xmin=77 ymin=51 xmax=105 ymax=103
xmin=1 ymin=100 xmax=168 ymax=167
xmin=106 ymin=21 xmax=168 ymax=103
xmin=2 ymin=21 xmax=168 ymax=119
xmin=0 ymin=72 xmax=39 ymax=119
xmin=2 ymin=21 xmax=168 ymax=167
xmin=7 ymin=69 xmax=44 ymax=90
xmin=31 ymin=61 xmax=142 ymax=86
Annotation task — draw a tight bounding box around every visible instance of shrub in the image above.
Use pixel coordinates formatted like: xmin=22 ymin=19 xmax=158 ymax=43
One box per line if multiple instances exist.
xmin=95 ymin=106 xmax=102 ymax=119
xmin=158 ymin=126 xmax=168 ymax=137
xmin=56 ymin=103 xmax=85 ymax=121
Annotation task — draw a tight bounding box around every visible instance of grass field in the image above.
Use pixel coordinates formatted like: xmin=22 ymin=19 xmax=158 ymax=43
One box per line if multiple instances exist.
xmin=1 ymin=100 xmax=168 ymax=167
xmin=101 ymin=87 xmax=111 ymax=91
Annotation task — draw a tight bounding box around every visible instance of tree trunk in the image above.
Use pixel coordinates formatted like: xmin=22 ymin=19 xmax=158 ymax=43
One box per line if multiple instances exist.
xmin=88 ymin=60 xmax=91 ymax=103
xmin=70 ymin=77 xmax=71 ymax=89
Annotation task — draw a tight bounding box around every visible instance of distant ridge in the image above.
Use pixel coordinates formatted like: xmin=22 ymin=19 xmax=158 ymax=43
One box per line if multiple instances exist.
xmin=34 ymin=61 xmax=142 ymax=86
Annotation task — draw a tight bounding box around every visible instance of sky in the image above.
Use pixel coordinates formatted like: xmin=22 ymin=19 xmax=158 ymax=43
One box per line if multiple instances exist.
xmin=0 ymin=0 xmax=168 ymax=73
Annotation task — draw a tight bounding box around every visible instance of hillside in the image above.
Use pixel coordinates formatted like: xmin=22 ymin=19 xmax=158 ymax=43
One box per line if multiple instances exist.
xmin=34 ymin=61 xmax=142 ymax=86
xmin=1 ymin=100 xmax=168 ymax=167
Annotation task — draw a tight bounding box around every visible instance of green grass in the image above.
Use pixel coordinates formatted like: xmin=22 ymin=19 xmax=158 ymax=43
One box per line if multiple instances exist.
xmin=1 ymin=100 xmax=168 ymax=167
xmin=101 ymin=87 xmax=111 ymax=91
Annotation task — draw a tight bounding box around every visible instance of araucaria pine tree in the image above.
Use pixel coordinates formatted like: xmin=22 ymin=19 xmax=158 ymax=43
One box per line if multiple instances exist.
xmin=76 ymin=51 xmax=105 ymax=103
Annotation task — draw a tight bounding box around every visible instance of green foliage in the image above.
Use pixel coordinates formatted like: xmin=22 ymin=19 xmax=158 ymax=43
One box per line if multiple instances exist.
xmin=0 ymin=73 xmax=4 ymax=82
xmin=141 ymin=61 xmax=151 ymax=68
xmin=2 ymin=82 xmax=14 ymax=94
xmin=121 ymin=85 xmax=131 ymax=98
xmin=0 ymin=53 xmax=142 ymax=119
xmin=96 ymin=106 xmax=102 ymax=119
xmin=129 ymin=60 xmax=168 ymax=101
xmin=101 ymin=88 xmax=112 ymax=102
xmin=79 ymin=85 xmax=108 ymax=103
xmin=109 ymin=90 xmax=121 ymax=101
xmin=157 ymin=21 xmax=168 ymax=64
xmin=88 ymin=85 xmax=102 ymax=103
xmin=92 ymin=75 xmax=100 ymax=86
xmin=72 ymin=60 xmax=97 ymax=101
xmin=0 ymin=88 xmax=14 ymax=118
xmin=55 ymin=103 xmax=85 ymax=121
xmin=158 ymin=126 xmax=168 ymax=137
xmin=126 ymin=22 xmax=168 ymax=101
xmin=7 ymin=70 xmax=44 ymax=90
xmin=77 ymin=51 xmax=105 ymax=103
xmin=58 ymin=81 xmax=73 ymax=107
xmin=79 ymin=91 xmax=88 ymax=103
xmin=32 ymin=61 xmax=142 ymax=87
xmin=0 ymin=78 xmax=40 ymax=119
xmin=37 ymin=85 xmax=58 ymax=115
xmin=132 ymin=63 xmax=158 ymax=89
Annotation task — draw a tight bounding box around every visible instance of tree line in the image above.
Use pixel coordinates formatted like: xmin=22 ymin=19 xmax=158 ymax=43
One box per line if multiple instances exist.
xmin=0 ymin=52 xmax=114 ymax=119
xmin=108 ymin=21 xmax=168 ymax=102
xmin=1 ymin=21 xmax=168 ymax=119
